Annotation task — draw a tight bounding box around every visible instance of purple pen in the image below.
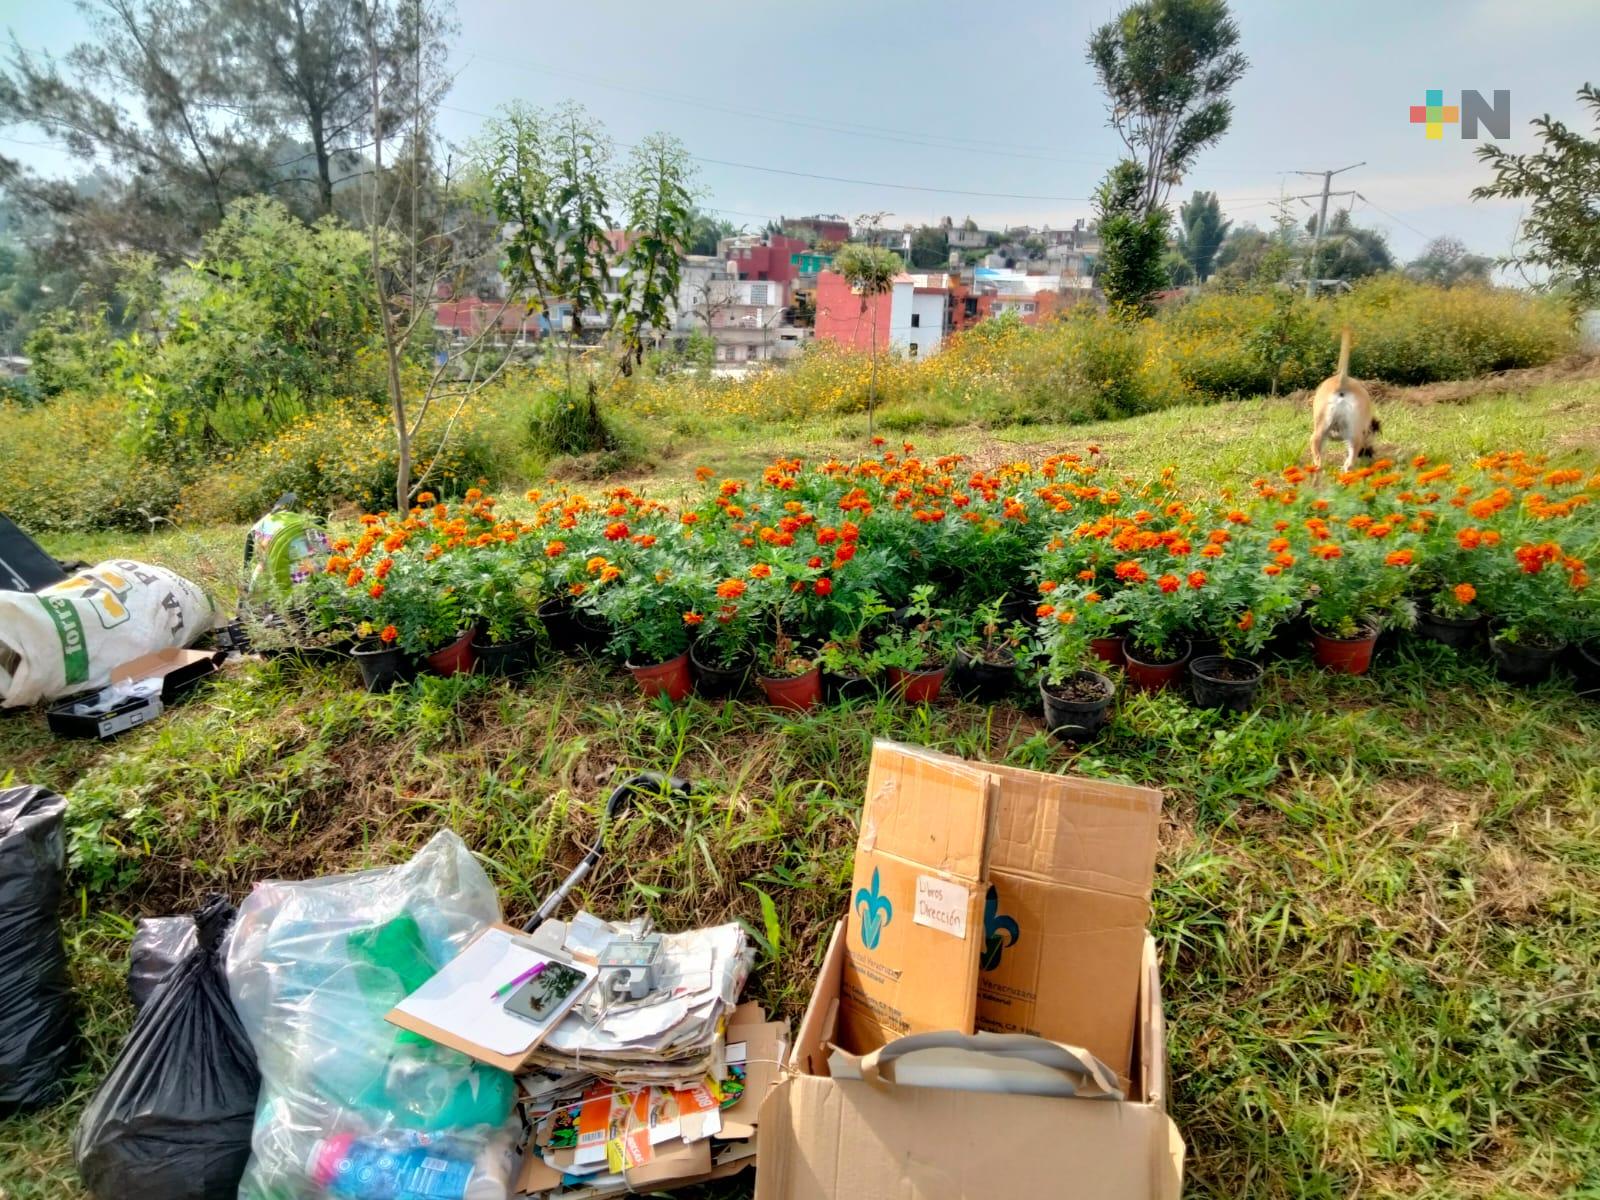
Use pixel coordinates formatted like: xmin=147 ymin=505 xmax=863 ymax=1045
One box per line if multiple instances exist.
xmin=490 ymin=959 xmax=549 ymax=1000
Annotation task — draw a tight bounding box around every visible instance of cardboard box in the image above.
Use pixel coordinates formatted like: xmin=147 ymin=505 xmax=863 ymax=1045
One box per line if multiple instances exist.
xmin=753 ymin=922 xmax=1184 ymax=1200
xmin=972 ymin=756 xmax=1162 ymax=1080
xmin=45 ymin=647 xmax=225 ymax=739
xmin=838 ymin=743 xmax=997 ymax=1053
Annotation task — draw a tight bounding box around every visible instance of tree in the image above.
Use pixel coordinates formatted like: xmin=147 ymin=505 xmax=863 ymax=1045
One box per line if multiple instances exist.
xmin=1086 ymin=0 xmax=1248 ymax=216
xmin=909 ymin=226 xmax=948 ymax=269
xmin=1211 ymin=226 xmax=1273 ymax=285
xmin=687 ymin=209 xmax=740 ymax=257
xmin=1405 ymin=236 xmax=1493 ymax=287
xmin=1093 ymin=160 xmax=1170 ymax=315
xmin=1175 ymin=190 xmax=1229 ymax=281
xmin=831 ymin=239 xmax=903 ymax=438
xmin=1472 ymin=83 xmax=1600 ymax=309
xmin=613 ymin=133 xmax=696 ymax=374
xmin=1305 ymin=209 xmax=1393 ymax=283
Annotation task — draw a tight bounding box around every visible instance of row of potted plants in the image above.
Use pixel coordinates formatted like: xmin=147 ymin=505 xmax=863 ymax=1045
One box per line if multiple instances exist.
xmin=289 ymin=448 xmax=1599 ymax=727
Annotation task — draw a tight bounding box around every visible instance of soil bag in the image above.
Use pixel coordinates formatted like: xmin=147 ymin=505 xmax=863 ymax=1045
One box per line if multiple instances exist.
xmin=224 ymin=831 xmax=519 ymax=1200
xmin=0 ymin=783 xmax=75 ymax=1114
xmin=128 ymin=914 xmax=198 ymax=1013
xmin=74 ymin=897 xmax=261 ymax=1200
xmin=0 ymin=559 xmax=214 ymax=708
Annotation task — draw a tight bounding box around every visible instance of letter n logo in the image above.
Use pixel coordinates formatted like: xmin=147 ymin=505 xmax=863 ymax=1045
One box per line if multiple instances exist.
xmin=1460 ymin=90 xmax=1511 ymax=140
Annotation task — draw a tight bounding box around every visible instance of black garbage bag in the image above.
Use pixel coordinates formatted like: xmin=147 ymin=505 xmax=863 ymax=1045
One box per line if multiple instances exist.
xmin=0 ymin=783 xmax=75 ymax=1115
xmin=128 ymin=915 xmax=197 ymax=1013
xmin=74 ymin=897 xmax=261 ymax=1200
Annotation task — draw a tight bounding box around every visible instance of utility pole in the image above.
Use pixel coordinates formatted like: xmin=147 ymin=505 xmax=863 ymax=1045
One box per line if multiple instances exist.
xmin=1293 ymin=163 xmax=1363 ymax=297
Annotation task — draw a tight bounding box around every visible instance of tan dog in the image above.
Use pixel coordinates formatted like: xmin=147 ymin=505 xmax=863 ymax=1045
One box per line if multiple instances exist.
xmin=1309 ymin=327 xmax=1380 ymax=471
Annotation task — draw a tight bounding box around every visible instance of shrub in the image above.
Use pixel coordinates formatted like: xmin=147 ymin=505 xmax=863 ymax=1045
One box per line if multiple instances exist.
xmin=0 ymin=392 xmax=184 ymax=532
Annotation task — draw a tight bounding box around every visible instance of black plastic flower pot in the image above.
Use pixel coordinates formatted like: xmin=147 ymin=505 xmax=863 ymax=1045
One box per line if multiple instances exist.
xmin=952 ymin=645 xmax=1018 ymax=702
xmin=1488 ymin=629 xmax=1564 ymax=685
xmin=351 ymin=643 xmax=415 ymax=692
xmin=1039 ymin=671 xmax=1115 ymax=743
xmin=477 ymin=632 xmax=538 ymax=678
xmin=1414 ymin=608 xmax=1483 ymax=650
xmin=1574 ymin=641 xmax=1600 ymax=691
xmin=538 ymin=597 xmax=609 ymax=656
xmin=823 ymin=669 xmax=879 ymax=704
xmin=1188 ymin=655 xmax=1265 ymax=713
xmin=689 ymin=639 xmax=752 ymax=700
xmin=1265 ymin=612 xmax=1308 ymax=661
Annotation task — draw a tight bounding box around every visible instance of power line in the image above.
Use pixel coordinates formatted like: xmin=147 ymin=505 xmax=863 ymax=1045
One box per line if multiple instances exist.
xmin=1354 ymin=194 xmax=1433 ymax=242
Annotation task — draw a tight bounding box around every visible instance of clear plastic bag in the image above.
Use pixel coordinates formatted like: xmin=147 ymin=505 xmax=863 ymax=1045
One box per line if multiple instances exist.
xmin=224 ymin=831 xmax=519 ymax=1200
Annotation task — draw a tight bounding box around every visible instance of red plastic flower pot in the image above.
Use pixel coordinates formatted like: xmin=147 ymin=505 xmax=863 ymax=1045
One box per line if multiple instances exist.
xmin=628 ymin=652 xmax=693 ymax=702
xmin=1310 ymin=625 xmax=1378 ymax=675
xmin=887 ymin=664 xmax=948 ymax=703
xmin=1089 ymin=636 xmax=1126 ymax=667
xmin=758 ymin=665 xmax=822 ymax=711
xmin=424 ymin=628 xmax=477 ymax=676
xmin=1123 ymin=639 xmax=1190 ymax=692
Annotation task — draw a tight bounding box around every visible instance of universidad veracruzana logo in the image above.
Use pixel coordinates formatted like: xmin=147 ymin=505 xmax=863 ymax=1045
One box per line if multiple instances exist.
xmin=1409 ymin=89 xmax=1510 ymax=140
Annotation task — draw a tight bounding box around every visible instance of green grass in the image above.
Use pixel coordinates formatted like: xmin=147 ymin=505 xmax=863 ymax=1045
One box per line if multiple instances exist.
xmin=3 ymin=377 xmax=1600 ymax=1199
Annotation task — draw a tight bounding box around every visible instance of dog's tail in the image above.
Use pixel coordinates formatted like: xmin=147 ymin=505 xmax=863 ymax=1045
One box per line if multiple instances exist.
xmin=1336 ymin=326 xmax=1353 ymax=393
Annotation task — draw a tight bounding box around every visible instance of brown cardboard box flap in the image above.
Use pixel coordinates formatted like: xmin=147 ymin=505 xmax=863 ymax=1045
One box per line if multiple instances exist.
xmin=856 ymin=741 xmax=996 ymax=877
xmin=753 ymin=1073 xmax=1182 ymax=1200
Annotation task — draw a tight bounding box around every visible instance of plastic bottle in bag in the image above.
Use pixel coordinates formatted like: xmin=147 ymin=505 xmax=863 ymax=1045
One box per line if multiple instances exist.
xmin=0 ymin=783 xmax=75 ymax=1115
xmin=306 ymin=1131 xmax=509 ymax=1200
xmin=74 ymin=897 xmax=262 ymax=1200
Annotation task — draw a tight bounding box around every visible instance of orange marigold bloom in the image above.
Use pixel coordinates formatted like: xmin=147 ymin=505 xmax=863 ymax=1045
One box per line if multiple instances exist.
xmin=1274 ymin=552 xmax=1296 ymax=568
xmin=546 ymin=540 xmax=567 ymax=557
xmin=600 ymin=565 xmax=621 ymax=583
xmin=1367 ymin=524 xmax=1392 ymax=539
xmin=1456 ymin=528 xmax=1482 ymax=550
xmin=1384 ymin=549 xmax=1414 ymax=567
xmin=1157 ymin=574 xmax=1181 ymax=593
xmin=1199 ymin=544 xmax=1224 ymax=559
xmin=368 ymin=583 xmax=384 ymax=599
xmin=1036 ymin=603 xmax=1057 ymax=618
xmin=1207 ymin=530 xmax=1229 ymax=545
xmin=716 ymin=579 xmax=747 ymax=600
xmin=1077 ymin=569 xmax=1096 ymax=580
xmin=416 ymin=491 xmax=435 ymax=504
xmin=681 ymin=512 xmax=700 ymax=525
xmin=604 ymin=522 xmax=629 ymax=541
xmin=379 ymin=624 xmax=399 ymax=644
xmin=684 ymin=611 xmax=705 ymax=625
xmin=345 ymin=566 xmax=365 ymax=587
xmin=1263 ymin=564 xmax=1282 ymax=576
xmin=749 ymin=563 xmax=772 ymax=579
xmin=1114 ymin=560 xmax=1149 ymax=583
xmin=633 ymin=534 xmax=657 ymax=548
xmin=1085 ymin=591 xmax=1103 ymax=603
xmin=1312 ymin=544 xmax=1343 ymax=560
xmin=586 ymin=555 xmax=608 ymax=575
xmin=695 ymin=466 xmax=714 ymax=482
xmin=814 ymin=578 xmax=833 ymax=596
xmin=375 ymin=557 xmax=394 ymax=579
xmin=1237 ymin=611 xmax=1255 ymax=632
xmin=1187 ymin=571 xmax=1207 ymax=589
xmin=1453 ymin=583 xmax=1476 ymax=606
xmin=1268 ymin=537 xmax=1289 ymax=553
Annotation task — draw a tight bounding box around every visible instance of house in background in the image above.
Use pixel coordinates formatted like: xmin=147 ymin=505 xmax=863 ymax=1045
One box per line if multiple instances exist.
xmin=813 ymin=270 xmax=954 ymax=360
xmin=781 ymin=214 xmax=851 ymax=245
xmin=718 ymin=233 xmax=809 ymax=287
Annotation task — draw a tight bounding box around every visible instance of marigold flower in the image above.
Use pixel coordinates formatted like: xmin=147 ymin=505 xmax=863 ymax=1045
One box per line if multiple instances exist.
xmin=1237 ymin=611 xmax=1255 ymax=632
xmin=1077 ymin=568 xmax=1096 ymax=580
xmin=1039 ymin=580 xmax=1059 ymax=593
xmin=1114 ymin=560 xmax=1148 ymax=583
xmin=375 ymin=557 xmax=394 ymax=579
xmin=546 ymin=540 xmax=567 ymax=557
xmin=379 ymin=624 xmax=399 ymax=643
xmin=586 ymin=555 xmax=608 ymax=575
xmin=1312 ymin=544 xmax=1343 ymax=560
xmin=1037 ymin=603 xmax=1057 ymax=618
xmin=600 ymin=565 xmax=621 ymax=583
xmin=1157 ymin=574 xmax=1181 ymax=593
xmin=1199 ymin=544 xmax=1224 ymax=559
xmin=749 ymin=563 xmax=772 ymax=579
xmin=1452 ymin=583 xmax=1476 ymax=606
xmin=1263 ymin=564 xmax=1282 ymax=576
xmin=416 ymin=491 xmax=435 ymax=504
xmin=633 ymin=534 xmax=657 ymax=548
xmin=683 ymin=611 xmax=705 ymax=625
xmin=1187 ymin=571 xmax=1206 ymax=589
xmin=1384 ymin=549 xmax=1414 ymax=567
xmin=1268 ymin=537 xmax=1289 ymax=553
xmin=717 ymin=579 xmax=747 ymax=600
xmin=604 ymin=522 xmax=629 ymax=541
xmin=814 ymin=578 xmax=833 ymax=596
xmin=1456 ymin=528 xmax=1481 ymax=550
xmin=833 ymin=542 xmax=858 ymax=566
xmin=345 ymin=566 xmax=365 ymax=587
xmin=1084 ymin=591 xmax=1103 ymax=603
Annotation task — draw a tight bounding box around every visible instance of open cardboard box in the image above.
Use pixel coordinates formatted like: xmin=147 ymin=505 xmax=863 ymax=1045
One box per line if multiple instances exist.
xmin=753 ymin=921 xmax=1184 ymax=1200
xmin=45 ymin=647 xmax=225 ymax=739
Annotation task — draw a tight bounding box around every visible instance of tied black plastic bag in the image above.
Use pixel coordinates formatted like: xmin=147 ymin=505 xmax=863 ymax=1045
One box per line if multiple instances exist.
xmin=0 ymin=783 xmax=75 ymax=1115
xmin=128 ymin=915 xmax=197 ymax=1013
xmin=74 ymin=897 xmax=261 ymax=1200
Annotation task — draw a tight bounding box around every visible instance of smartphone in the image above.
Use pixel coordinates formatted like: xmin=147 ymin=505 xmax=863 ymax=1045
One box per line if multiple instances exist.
xmin=502 ymin=961 xmax=589 ymax=1024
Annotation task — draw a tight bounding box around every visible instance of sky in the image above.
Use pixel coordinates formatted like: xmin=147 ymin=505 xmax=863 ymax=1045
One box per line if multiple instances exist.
xmin=3 ymin=0 xmax=1597 ymax=265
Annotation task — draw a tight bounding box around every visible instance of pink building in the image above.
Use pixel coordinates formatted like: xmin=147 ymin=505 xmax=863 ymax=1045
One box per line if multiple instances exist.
xmin=721 ymin=234 xmax=809 ymax=287
xmin=813 ymin=270 xmax=892 ymax=351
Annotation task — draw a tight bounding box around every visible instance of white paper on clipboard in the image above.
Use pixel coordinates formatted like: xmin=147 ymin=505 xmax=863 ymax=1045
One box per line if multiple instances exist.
xmin=391 ymin=928 xmax=595 ymax=1055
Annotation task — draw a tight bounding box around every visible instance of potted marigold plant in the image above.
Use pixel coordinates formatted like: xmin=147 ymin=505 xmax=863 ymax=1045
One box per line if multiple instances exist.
xmin=537 ymin=540 xmax=611 ymax=656
xmin=1478 ymin=539 xmax=1587 ymax=684
xmin=687 ymin=575 xmax=758 ymax=700
xmin=464 ymin=545 xmax=543 ymax=677
xmin=951 ymin=596 xmax=1029 ymax=702
xmin=874 ymin=585 xmax=955 ymax=703
xmin=1185 ymin=557 xmax=1298 ymax=711
xmin=592 ymin=566 xmax=695 ymax=702
xmin=1414 ymin=579 xmax=1484 ymax=651
xmin=817 ymin=590 xmax=893 ymax=703
xmin=755 ymin=613 xmax=821 ymax=711
xmin=1032 ymin=602 xmax=1116 ymax=742
xmin=1105 ymin=562 xmax=1198 ymax=692
xmin=1300 ymin=535 xmax=1415 ymax=675
xmin=301 ymin=555 xmax=416 ymax=691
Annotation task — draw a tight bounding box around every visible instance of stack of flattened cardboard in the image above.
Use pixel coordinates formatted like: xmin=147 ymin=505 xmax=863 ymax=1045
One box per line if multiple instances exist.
xmin=754 ymin=741 xmax=1183 ymax=1200
xmin=515 ymin=1001 xmax=787 ymax=1197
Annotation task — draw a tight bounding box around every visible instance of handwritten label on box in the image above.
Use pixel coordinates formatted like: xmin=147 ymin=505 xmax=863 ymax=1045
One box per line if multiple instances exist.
xmin=913 ymin=876 xmax=970 ymax=939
